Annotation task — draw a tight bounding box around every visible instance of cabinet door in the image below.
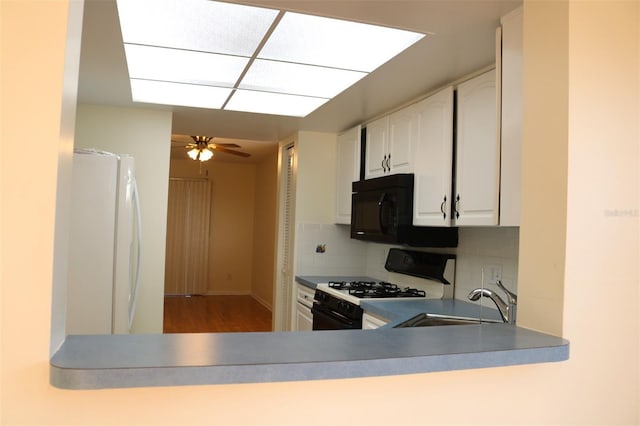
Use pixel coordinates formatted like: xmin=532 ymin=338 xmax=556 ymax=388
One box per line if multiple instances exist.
xmin=335 ymin=125 xmax=361 ymax=224
xmin=388 ymin=108 xmax=414 ymax=174
xmin=296 ymin=303 xmax=313 ymax=331
xmin=454 ymin=69 xmax=500 ymax=226
xmin=364 ymin=116 xmax=389 ymax=179
xmin=499 ymin=7 xmax=523 ymax=226
xmin=412 ymin=86 xmax=454 ymax=227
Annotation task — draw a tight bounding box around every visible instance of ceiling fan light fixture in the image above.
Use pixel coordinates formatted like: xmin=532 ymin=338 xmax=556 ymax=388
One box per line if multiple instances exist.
xmin=187 ymin=147 xmax=200 ymax=160
xmin=199 ymin=148 xmax=214 ymax=162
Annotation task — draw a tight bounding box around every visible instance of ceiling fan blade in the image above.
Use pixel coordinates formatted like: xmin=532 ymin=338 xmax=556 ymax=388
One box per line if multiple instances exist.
xmin=211 ymin=143 xmax=241 ymax=148
xmin=211 ymin=145 xmax=250 ymax=157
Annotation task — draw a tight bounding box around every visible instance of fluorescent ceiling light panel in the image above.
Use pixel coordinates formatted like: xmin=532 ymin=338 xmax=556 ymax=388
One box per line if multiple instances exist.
xmin=238 ymin=59 xmax=367 ymax=98
xmin=130 ymin=79 xmax=232 ymax=109
xmin=116 ymin=0 xmax=426 ymax=116
xmin=259 ymin=12 xmax=425 ymax=72
xmin=225 ymin=90 xmax=329 ymax=117
xmin=124 ymin=45 xmax=249 ymax=87
xmin=116 ymin=0 xmax=278 ymax=56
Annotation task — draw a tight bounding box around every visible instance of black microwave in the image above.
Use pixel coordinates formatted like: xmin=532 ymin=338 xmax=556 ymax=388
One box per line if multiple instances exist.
xmin=350 ymin=174 xmax=458 ymax=247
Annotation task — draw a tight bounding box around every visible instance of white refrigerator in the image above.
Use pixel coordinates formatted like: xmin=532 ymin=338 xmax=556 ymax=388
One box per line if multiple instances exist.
xmin=66 ymin=149 xmax=142 ymax=334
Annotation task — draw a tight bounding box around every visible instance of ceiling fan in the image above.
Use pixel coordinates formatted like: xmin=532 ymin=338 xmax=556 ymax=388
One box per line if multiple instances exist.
xmin=175 ymin=135 xmax=251 ymax=161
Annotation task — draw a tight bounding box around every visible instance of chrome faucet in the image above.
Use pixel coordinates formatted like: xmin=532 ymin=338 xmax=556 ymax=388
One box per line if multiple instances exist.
xmin=468 ymin=280 xmax=517 ymax=324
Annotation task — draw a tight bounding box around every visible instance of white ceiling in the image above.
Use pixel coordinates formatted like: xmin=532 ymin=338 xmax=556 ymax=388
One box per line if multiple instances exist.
xmin=78 ymin=0 xmax=521 ymax=161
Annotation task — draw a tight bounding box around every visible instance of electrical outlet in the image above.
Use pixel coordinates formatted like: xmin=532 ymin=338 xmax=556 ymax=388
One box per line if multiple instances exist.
xmin=483 ymin=264 xmax=502 ymax=285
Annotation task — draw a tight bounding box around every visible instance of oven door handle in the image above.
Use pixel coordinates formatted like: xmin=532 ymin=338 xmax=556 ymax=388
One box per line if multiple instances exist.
xmin=311 ymin=305 xmax=359 ymax=328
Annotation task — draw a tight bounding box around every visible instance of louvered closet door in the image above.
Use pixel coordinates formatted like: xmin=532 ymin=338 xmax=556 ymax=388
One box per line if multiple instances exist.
xmin=164 ymin=179 xmax=211 ymax=295
xmin=274 ymin=144 xmax=295 ymax=331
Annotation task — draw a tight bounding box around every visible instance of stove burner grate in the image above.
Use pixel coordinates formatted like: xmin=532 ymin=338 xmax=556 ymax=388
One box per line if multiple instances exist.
xmin=327 ymin=280 xmax=426 ymax=299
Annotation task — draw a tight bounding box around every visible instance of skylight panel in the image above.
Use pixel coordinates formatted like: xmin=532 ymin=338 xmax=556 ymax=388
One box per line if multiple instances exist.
xmin=238 ymin=59 xmax=367 ymax=98
xmin=124 ymin=45 xmax=249 ymax=87
xmin=258 ymin=12 xmax=425 ymax=72
xmin=130 ymin=79 xmax=232 ymax=109
xmin=225 ymin=90 xmax=329 ymax=117
xmin=116 ymin=0 xmax=427 ymax=117
xmin=116 ymin=0 xmax=278 ymax=56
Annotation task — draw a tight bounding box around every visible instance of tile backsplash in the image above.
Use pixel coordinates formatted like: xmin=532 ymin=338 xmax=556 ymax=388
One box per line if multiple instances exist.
xmin=453 ymin=227 xmax=519 ymax=299
xmin=295 ymin=224 xmax=519 ymax=304
xmin=294 ymin=223 xmax=367 ymax=275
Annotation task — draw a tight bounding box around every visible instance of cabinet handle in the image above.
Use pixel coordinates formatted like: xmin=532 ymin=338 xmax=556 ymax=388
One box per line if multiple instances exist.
xmin=381 ymin=155 xmax=387 ymax=172
xmin=454 ymin=194 xmax=461 ymax=219
xmin=385 ymin=153 xmax=391 ymax=172
xmin=440 ymin=195 xmax=447 ymax=220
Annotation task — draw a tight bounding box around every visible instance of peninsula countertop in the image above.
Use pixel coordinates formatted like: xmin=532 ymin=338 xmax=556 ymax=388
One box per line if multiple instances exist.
xmin=48 ymin=278 xmax=569 ymax=390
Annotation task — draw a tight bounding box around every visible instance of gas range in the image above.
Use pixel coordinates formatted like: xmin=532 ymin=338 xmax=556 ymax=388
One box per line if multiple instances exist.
xmin=310 ymin=250 xmax=456 ymax=331
xmin=316 ymin=280 xmax=427 ymax=306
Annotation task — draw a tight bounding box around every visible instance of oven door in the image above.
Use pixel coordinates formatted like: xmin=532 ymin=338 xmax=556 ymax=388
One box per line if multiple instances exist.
xmin=311 ymin=304 xmax=362 ymax=330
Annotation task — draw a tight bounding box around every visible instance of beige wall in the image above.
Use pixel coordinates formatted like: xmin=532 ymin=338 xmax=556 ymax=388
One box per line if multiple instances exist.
xmin=517 ymin=1 xmax=569 ymax=336
xmin=2 ymin=1 xmax=639 ymax=425
xmin=74 ymin=104 xmax=172 ymax=334
xmin=295 ymin=131 xmax=338 ymax=225
xmin=252 ymin=151 xmax=278 ymax=307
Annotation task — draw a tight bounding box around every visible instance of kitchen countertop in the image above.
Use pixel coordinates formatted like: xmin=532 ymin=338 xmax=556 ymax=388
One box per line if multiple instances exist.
xmin=47 ymin=277 xmax=569 ymax=390
xmin=295 ymin=275 xmax=503 ymax=325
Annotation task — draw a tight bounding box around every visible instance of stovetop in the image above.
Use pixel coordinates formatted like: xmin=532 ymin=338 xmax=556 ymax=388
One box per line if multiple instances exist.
xmin=316 ymin=280 xmax=427 ymax=305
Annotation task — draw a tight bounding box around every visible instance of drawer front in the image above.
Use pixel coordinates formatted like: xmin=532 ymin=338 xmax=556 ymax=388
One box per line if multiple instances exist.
xmin=297 ymin=284 xmax=315 ymax=308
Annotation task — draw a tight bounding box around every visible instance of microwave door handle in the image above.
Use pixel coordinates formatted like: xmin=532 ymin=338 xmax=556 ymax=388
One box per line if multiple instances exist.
xmin=378 ymin=193 xmax=388 ymax=232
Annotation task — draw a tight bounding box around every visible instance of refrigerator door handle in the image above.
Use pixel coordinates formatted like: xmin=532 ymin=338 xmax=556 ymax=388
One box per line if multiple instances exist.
xmin=128 ymin=176 xmax=142 ymax=331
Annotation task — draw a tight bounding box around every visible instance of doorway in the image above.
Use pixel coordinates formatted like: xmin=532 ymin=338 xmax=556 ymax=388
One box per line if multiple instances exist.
xmin=164 ymin=178 xmax=211 ymax=296
xmin=162 ymin=155 xmax=278 ymax=333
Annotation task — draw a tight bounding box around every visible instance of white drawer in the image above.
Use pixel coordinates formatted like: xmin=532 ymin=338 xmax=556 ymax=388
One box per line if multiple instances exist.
xmin=297 ymin=284 xmax=315 ymax=308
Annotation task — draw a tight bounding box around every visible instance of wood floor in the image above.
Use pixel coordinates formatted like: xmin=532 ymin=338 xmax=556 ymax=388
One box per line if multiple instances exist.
xmin=163 ymin=295 xmax=273 ymax=333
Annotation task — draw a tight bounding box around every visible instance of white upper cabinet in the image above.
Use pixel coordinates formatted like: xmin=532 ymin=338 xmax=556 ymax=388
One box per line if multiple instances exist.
xmin=335 ymin=125 xmax=361 ymax=224
xmin=357 ymin=7 xmax=521 ymax=228
xmin=454 ymin=68 xmax=500 ymax=226
xmin=364 ymin=112 xmax=414 ymax=179
xmin=412 ymin=86 xmax=455 ymax=227
xmin=499 ymin=7 xmax=523 ymax=226
xmin=387 ymin=108 xmax=415 ymax=174
xmin=364 ymin=116 xmax=389 ymax=179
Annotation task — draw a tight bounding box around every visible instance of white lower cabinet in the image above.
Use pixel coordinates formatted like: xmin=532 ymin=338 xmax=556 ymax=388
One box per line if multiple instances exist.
xmin=295 ymin=284 xmax=314 ymax=331
xmin=296 ymin=303 xmax=312 ymax=331
xmin=362 ymin=312 xmax=389 ymax=329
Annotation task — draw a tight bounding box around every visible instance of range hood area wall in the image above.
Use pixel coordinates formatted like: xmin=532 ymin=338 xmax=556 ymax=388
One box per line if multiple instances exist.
xmin=294 ymin=222 xmax=518 ymax=302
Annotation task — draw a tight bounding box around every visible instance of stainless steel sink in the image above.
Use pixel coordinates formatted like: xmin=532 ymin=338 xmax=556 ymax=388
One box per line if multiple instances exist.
xmin=393 ymin=313 xmax=502 ymax=328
